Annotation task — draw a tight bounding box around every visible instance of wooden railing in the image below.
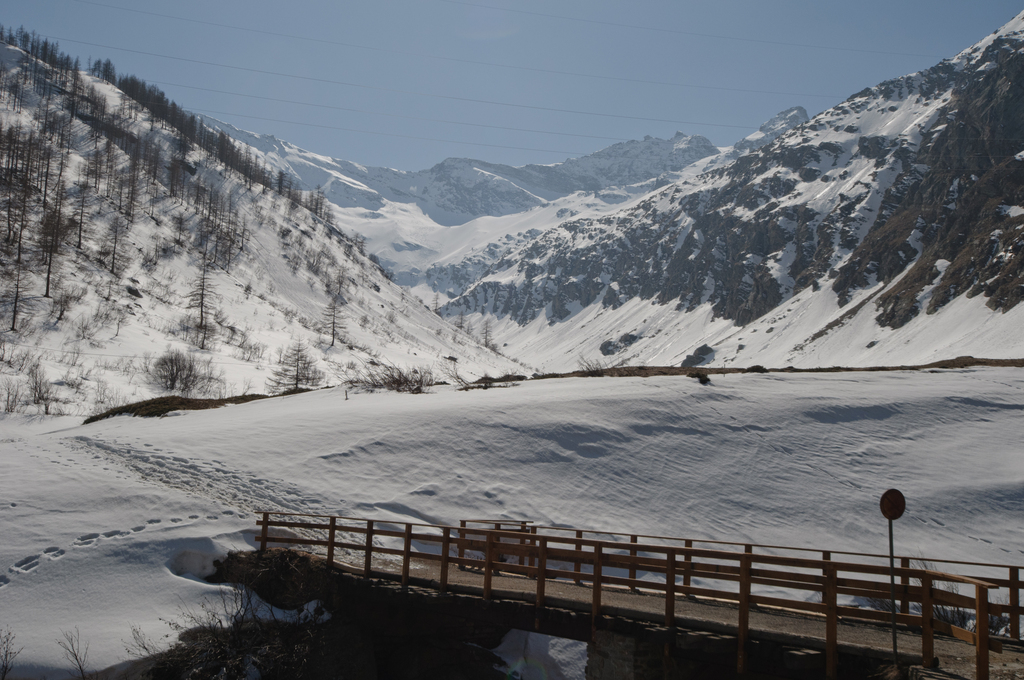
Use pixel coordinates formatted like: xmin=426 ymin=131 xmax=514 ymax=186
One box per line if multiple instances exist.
xmin=256 ymin=513 xmax=1021 ymax=680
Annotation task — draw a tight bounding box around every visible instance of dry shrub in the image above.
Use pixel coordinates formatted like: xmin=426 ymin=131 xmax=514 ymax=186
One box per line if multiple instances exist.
xmin=347 ymin=362 xmax=433 ymax=393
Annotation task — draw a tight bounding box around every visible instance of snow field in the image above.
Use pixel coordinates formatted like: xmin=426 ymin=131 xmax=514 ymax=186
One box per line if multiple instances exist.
xmin=2 ymin=367 xmax=1023 ymax=675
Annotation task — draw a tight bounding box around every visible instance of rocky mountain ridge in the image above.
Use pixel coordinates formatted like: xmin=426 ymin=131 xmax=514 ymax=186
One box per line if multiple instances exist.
xmin=204 ymin=122 xmax=724 ymax=226
xmin=429 ymin=12 xmax=1024 ymax=368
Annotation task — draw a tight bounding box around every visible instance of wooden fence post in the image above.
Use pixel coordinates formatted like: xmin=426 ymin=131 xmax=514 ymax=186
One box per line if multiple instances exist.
xmin=401 ymin=523 xmax=412 ymax=588
xmin=536 ymin=537 xmax=548 ymax=630
xmin=259 ymin=512 xmax=269 ymax=552
xmin=574 ymin=530 xmax=584 ymax=585
xmin=529 ymin=526 xmax=538 ymax=569
xmin=665 ymin=548 xmax=676 ymax=627
xmin=458 ymin=520 xmax=467 ymax=568
xmin=825 ymin=562 xmax=838 ymax=680
xmin=364 ymin=520 xmax=374 ymax=578
xmin=326 ymin=516 xmax=337 ymax=568
xmin=484 ymin=532 xmax=494 ymax=600
xmin=683 ymin=539 xmax=693 ymax=588
xmin=1011 ymin=567 xmax=1020 ymax=640
xmin=737 ymin=548 xmax=752 ymax=675
xmin=592 ymin=543 xmax=603 ymax=635
xmin=440 ymin=527 xmax=451 ymax=594
xmin=518 ymin=521 xmax=527 ymax=566
xmin=900 ymin=556 xmax=910 ymax=614
xmin=921 ymin=573 xmax=934 ymax=668
xmin=629 ymin=535 xmax=638 ymax=588
xmin=977 ymin=585 xmax=990 ymax=680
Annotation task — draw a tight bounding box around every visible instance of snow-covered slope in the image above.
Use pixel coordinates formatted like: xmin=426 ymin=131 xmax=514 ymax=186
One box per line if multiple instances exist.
xmin=206 ymin=121 xmax=721 ymax=227
xmin=438 ymin=12 xmax=1024 ymax=371
xmin=0 ymin=42 xmax=520 ymax=417
xmin=3 ymin=367 xmax=1023 ymax=675
xmin=208 ymin=107 xmax=811 ymax=310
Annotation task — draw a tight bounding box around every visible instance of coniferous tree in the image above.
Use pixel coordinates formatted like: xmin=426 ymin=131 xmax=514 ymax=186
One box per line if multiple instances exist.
xmin=321 ymin=270 xmax=347 ymax=347
xmin=266 ymin=341 xmax=324 ymax=394
xmin=104 ymin=213 xmax=129 ymax=275
xmin=186 ymin=255 xmax=219 ymax=350
xmin=481 ymin=318 xmax=495 ymax=350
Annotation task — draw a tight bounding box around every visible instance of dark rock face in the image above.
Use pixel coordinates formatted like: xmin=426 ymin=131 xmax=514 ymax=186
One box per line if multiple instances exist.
xmin=600 ymin=333 xmax=641 ymax=356
xmin=681 ymin=344 xmax=715 ymax=367
xmin=444 ymin=30 xmax=1024 ymax=331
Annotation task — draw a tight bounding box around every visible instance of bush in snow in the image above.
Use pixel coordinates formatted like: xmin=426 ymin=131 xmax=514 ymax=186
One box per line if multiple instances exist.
xmin=347 ymin=362 xmax=432 ymax=394
xmin=150 ymin=349 xmax=223 ymax=396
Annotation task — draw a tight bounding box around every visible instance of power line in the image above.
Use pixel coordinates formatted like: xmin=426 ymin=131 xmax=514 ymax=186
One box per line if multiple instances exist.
xmin=435 ymin=0 xmax=947 ymax=60
xmin=44 ymin=34 xmax=761 ymax=131
xmin=150 ymin=80 xmax=632 ymax=143
xmin=193 ymin=108 xmax=588 ymax=156
xmin=65 ymin=0 xmax=842 ymax=100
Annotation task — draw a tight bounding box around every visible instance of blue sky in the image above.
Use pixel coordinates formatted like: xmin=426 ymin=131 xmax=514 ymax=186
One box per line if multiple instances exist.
xmin=6 ymin=1 xmax=1022 ymax=171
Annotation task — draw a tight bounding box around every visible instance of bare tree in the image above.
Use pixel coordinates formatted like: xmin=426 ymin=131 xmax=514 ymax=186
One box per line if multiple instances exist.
xmin=186 ymin=256 xmax=219 ymax=350
xmin=0 ymin=626 xmax=22 ymax=680
xmin=266 ymin=341 xmax=324 ymax=394
xmin=321 ymin=270 xmax=346 ymax=347
xmin=481 ymin=318 xmax=495 ymax=350
xmin=321 ymin=297 xmax=345 ymax=348
xmin=56 ymin=628 xmax=90 ymax=680
xmin=104 ymin=214 xmax=130 ymax=276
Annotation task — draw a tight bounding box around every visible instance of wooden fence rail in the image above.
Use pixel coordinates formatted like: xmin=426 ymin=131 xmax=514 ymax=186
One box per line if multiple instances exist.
xmin=255 ymin=512 xmax=1021 ymax=680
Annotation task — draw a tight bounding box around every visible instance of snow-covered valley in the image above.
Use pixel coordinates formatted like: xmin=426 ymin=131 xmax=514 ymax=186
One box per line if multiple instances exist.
xmin=3 ymin=367 xmax=1024 ymax=675
xmin=1 ymin=7 xmax=1024 ymax=679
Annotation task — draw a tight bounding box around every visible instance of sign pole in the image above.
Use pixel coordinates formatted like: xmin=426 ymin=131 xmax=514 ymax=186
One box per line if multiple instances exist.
xmin=880 ymin=488 xmax=906 ymax=668
xmin=888 ymin=517 xmax=897 ymax=663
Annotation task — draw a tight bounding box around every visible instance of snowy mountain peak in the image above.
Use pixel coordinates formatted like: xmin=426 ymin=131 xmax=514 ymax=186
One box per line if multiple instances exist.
xmin=734 ymin=106 xmax=809 ymax=152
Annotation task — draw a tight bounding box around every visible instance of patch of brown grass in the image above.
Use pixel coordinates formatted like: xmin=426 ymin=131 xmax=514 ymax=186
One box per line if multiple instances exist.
xmin=84 ymin=394 xmax=272 ymax=424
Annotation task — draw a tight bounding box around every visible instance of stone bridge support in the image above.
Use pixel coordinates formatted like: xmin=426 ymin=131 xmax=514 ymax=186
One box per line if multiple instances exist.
xmin=586 ymin=630 xmax=669 ymax=680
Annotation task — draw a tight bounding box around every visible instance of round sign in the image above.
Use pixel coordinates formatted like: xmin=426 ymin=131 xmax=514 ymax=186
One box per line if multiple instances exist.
xmin=880 ymin=489 xmax=906 ymax=521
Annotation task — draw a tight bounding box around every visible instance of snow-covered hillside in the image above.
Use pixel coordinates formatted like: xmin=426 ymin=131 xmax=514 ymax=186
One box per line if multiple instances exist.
xmin=207 ymin=107 xmax=810 ymax=301
xmin=426 ymin=12 xmax=1024 ymax=371
xmin=0 ymin=40 xmax=520 ymax=417
xmin=3 ymin=367 xmax=1023 ymax=675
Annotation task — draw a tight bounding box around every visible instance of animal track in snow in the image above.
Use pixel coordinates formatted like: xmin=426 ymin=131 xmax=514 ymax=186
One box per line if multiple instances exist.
xmin=43 ymin=546 xmax=65 ymax=559
xmin=74 ymin=533 xmax=101 ymax=546
xmin=71 ymin=436 xmax=327 ymax=515
xmin=102 ymin=530 xmax=130 ymax=538
xmin=10 ymin=555 xmax=40 ymax=573
xmin=4 ymin=508 xmax=217 ymax=586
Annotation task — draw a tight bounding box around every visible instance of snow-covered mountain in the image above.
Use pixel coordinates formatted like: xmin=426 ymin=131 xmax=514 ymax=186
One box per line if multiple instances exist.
xmin=0 ymin=39 xmax=520 ymax=417
xmin=432 ymin=12 xmax=1024 ymax=371
xmin=209 ymin=107 xmax=810 ymax=308
xmin=205 ymin=122 xmax=723 ymax=226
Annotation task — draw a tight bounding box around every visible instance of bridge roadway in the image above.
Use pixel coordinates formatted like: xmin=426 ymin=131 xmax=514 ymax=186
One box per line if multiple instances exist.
xmin=255 ymin=513 xmax=1024 ymax=679
xmin=331 ymin=550 xmax=1024 ymax=680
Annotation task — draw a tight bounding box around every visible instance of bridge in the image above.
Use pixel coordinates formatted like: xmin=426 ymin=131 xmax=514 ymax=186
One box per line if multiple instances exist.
xmin=253 ymin=512 xmax=1024 ymax=679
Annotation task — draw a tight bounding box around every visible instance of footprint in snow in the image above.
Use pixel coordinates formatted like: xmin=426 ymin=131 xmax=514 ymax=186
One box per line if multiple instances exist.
xmin=43 ymin=546 xmax=65 ymax=560
xmin=131 ymin=525 xmax=146 ymax=532
xmin=0 ymin=575 xmax=9 ymax=587
xmin=146 ymin=519 xmax=161 ymax=525
xmin=10 ymin=555 xmax=41 ymax=573
xmin=74 ymin=533 xmax=100 ymax=546
xmin=102 ymin=530 xmax=130 ymax=538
